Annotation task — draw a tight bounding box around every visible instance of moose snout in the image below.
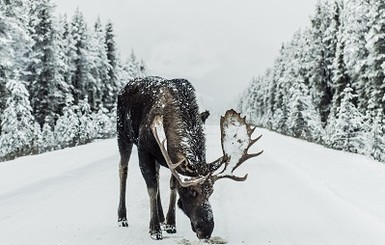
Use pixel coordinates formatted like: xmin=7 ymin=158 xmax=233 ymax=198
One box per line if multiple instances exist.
xmin=196 ymin=229 xmax=211 ymax=240
xmin=192 ymin=222 xmax=213 ymax=240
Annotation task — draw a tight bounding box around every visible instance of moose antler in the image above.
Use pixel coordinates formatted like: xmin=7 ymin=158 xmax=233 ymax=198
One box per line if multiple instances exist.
xmin=211 ymin=109 xmax=263 ymax=182
xmin=151 ymin=115 xmax=208 ymax=187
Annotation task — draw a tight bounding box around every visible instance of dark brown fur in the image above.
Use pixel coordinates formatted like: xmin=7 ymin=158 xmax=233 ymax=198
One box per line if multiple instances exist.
xmin=117 ymin=76 xmax=214 ymax=240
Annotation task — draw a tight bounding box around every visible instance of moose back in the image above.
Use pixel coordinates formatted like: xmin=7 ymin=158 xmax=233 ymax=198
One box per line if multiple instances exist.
xmin=116 ymin=76 xmax=262 ymax=240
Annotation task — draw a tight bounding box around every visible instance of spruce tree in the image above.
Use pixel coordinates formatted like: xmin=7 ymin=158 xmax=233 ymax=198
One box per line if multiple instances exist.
xmin=77 ymin=98 xmax=95 ymax=145
xmin=326 ymin=85 xmax=366 ymax=153
xmin=308 ymin=1 xmax=333 ymax=124
xmin=367 ymin=109 xmax=385 ymax=161
xmin=0 ymin=79 xmax=36 ymax=160
xmin=343 ymin=0 xmax=370 ymax=113
xmin=54 ymin=104 xmax=79 ymax=149
xmin=0 ymin=0 xmax=32 ymax=133
xmin=58 ymin=13 xmax=76 ymax=106
xmin=330 ymin=13 xmax=351 ymax=117
xmin=71 ymin=8 xmax=93 ymax=105
xmin=93 ymin=104 xmax=114 ymax=139
xmin=89 ymin=17 xmax=110 ymax=111
xmin=41 ymin=121 xmax=55 ymax=152
xmin=104 ymin=20 xmax=118 ymax=110
xmin=365 ymin=0 xmax=385 ymax=114
xmin=27 ymin=0 xmax=69 ymax=127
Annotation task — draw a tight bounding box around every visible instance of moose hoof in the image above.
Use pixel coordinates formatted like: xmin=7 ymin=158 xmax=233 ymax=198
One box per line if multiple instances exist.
xmin=163 ymin=224 xmax=176 ymax=234
xmin=118 ymin=218 xmax=129 ymax=227
xmin=150 ymin=230 xmax=163 ymax=240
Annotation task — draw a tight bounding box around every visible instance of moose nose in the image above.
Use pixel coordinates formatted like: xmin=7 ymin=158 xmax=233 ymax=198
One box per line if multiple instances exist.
xmin=196 ymin=230 xmax=211 ymax=240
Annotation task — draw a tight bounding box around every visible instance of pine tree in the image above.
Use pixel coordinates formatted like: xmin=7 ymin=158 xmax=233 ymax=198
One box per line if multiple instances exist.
xmin=126 ymin=49 xmax=146 ymax=79
xmin=365 ymin=0 xmax=385 ymax=114
xmin=77 ymin=98 xmax=95 ymax=145
xmin=41 ymin=121 xmax=55 ymax=152
xmin=70 ymin=8 xmax=94 ymax=105
xmin=32 ymin=121 xmax=43 ymax=154
xmin=0 ymin=79 xmax=36 ymax=160
xmin=330 ymin=11 xmax=351 ymax=117
xmin=54 ymin=104 xmax=79 ymax=149
xmin=89 ymin=17 xmax=110 ymax=111
xmin=343 ymin=0 xmax=370 ymax=113
xmin=367 ymin=109 xmax=385 ymax=161
xmin=288 ymin=78 xmax=323 ymax=142
xmin=93 ymin=104 xmax=114 ymax=139
xmin=58 ymin=13 xmax=76 ymax=106
xmin=0 ymin=0 xmax=32 ymax=133
xmin=282 ymin=30 xmax=324 ymax=142
xmin=104 ymin=20 xmax=118 ymax=110
xmin=26 ymin=0 xmax=69 ymax=127
xmin=325 ymin=85 xmax=366 ymax=153
xmin=308 ymin=1 xmax=333 ymax=124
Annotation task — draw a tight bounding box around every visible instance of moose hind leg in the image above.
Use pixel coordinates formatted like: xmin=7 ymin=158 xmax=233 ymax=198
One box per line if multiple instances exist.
xmin=117 ymin=141 xmax=133 ymax=227
xmin=164 ymin=175 xmax=177 ymax=233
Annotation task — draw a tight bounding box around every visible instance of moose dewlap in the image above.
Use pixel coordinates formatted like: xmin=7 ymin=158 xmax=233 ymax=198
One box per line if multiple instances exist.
xmin=116 ymin=76 xmax=263 ymax=240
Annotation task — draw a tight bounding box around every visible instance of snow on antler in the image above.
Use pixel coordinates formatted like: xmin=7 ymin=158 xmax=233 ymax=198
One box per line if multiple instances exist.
xmin=212 ymin=109 xmax=263 ymax=182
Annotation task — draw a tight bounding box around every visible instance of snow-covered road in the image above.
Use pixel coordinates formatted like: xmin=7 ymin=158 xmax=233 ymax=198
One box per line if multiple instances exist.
xmin=1 ymin=124 xmax=385 ymax=245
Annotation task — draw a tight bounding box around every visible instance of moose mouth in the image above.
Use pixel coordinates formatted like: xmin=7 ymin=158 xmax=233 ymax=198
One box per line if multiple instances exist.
xmin=178 ymin=199 xmax=211 ymax=239
xmin=192 ymin=222 xmax=211 ymax=240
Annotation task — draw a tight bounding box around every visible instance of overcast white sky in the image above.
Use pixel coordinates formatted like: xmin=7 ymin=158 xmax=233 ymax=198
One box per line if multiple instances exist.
xmin=54 ymin=0 xmax=318 ymax=107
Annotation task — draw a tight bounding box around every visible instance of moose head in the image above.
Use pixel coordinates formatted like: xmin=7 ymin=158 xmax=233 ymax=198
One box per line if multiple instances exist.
xmin=151 ymin=109 xmax=263 ymax=239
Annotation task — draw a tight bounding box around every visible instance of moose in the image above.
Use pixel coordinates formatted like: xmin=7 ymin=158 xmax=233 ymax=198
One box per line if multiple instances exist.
xmin=116 ymin=76 xmax=262 ymax=240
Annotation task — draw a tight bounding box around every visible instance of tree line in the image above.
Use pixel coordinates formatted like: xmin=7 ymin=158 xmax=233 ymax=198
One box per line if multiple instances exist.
xmin=238 ymin=0 xmax=385 ymax=161
xmin=0 ymin=0 xmax=145 ymax=161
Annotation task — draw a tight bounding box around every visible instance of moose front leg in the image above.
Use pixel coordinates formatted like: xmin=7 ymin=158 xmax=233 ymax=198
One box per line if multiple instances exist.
xmin=155 ymin=162 xmax=165 ymax=225
xmin=164 ymin=175 xmax=177 ymax=233
xmin=139 ymin=152 xmax=163 ymax=240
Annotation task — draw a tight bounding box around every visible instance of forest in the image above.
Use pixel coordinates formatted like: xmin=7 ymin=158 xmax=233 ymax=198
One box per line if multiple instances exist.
xmin=238 ymin=0 xmax=385 ymax=162
xmin=0 ymin=0 xmax=145 ymax=161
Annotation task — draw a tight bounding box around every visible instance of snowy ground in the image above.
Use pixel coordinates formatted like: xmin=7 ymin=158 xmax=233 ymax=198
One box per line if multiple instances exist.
xmin=1 ymin=124 xmax=385 ymax=245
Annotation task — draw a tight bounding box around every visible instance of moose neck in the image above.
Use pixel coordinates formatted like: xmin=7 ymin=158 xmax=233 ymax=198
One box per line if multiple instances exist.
xmin=161 ymin=90 xmax=207 ymax=176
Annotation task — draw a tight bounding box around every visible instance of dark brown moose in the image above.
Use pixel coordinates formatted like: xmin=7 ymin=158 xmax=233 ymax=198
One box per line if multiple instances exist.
xmin=116 ymin=76 xmax=262 ymax=240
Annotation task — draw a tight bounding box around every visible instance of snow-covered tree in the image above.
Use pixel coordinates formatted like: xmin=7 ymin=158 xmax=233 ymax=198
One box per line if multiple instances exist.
xmin=54 ymin=104 xmax=79 ymax=149
xmin=26 ymin=0 xmax=70 ymax=127
xmin=70 ymin=8 xmax=94 ymax=105
xmin=287 ymin=79 xmax=324 ymax=142
xmin=325 ymin=85 xmax=366 ymax=153
xmin=93 ymin=104 xmax=114 ymax=139
xmin=367 ymin=109 xmax=385 ymax=161
xmin=0 ymin=4 xmax=145 ymax=161
xmin=0 ymin=0 xmax=32 ymax=133
xmin=343 ymin=0 xmax=370 ymax=113
xmin=126 ymin=49 xmax=146 ymax=79
xmin=0 ymin=79 xmax=35 ymax=160
xmin=77 ymin=98 xmax=96 ymax=145
xmin=307 ymin=0 xmax=333 ymax=124
xmin=238 ymin=0 xmax=385 ymax=160
xmin=365 ymin=0 xmax=385 ymax=113
xmin=88 ymin=17 xmax=110 ymax=111
xmin=32 ymin=121 xmax=43 ymax=154
xmin=41 ymin=121 xmax=55 ymax=152
xmin=103 ymin=20 xmax=118 ymax=110
xmin=330 ymin=11 xmax=351 ymax=117
xmin=58 ymin=14 xmax=76 ymax=107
